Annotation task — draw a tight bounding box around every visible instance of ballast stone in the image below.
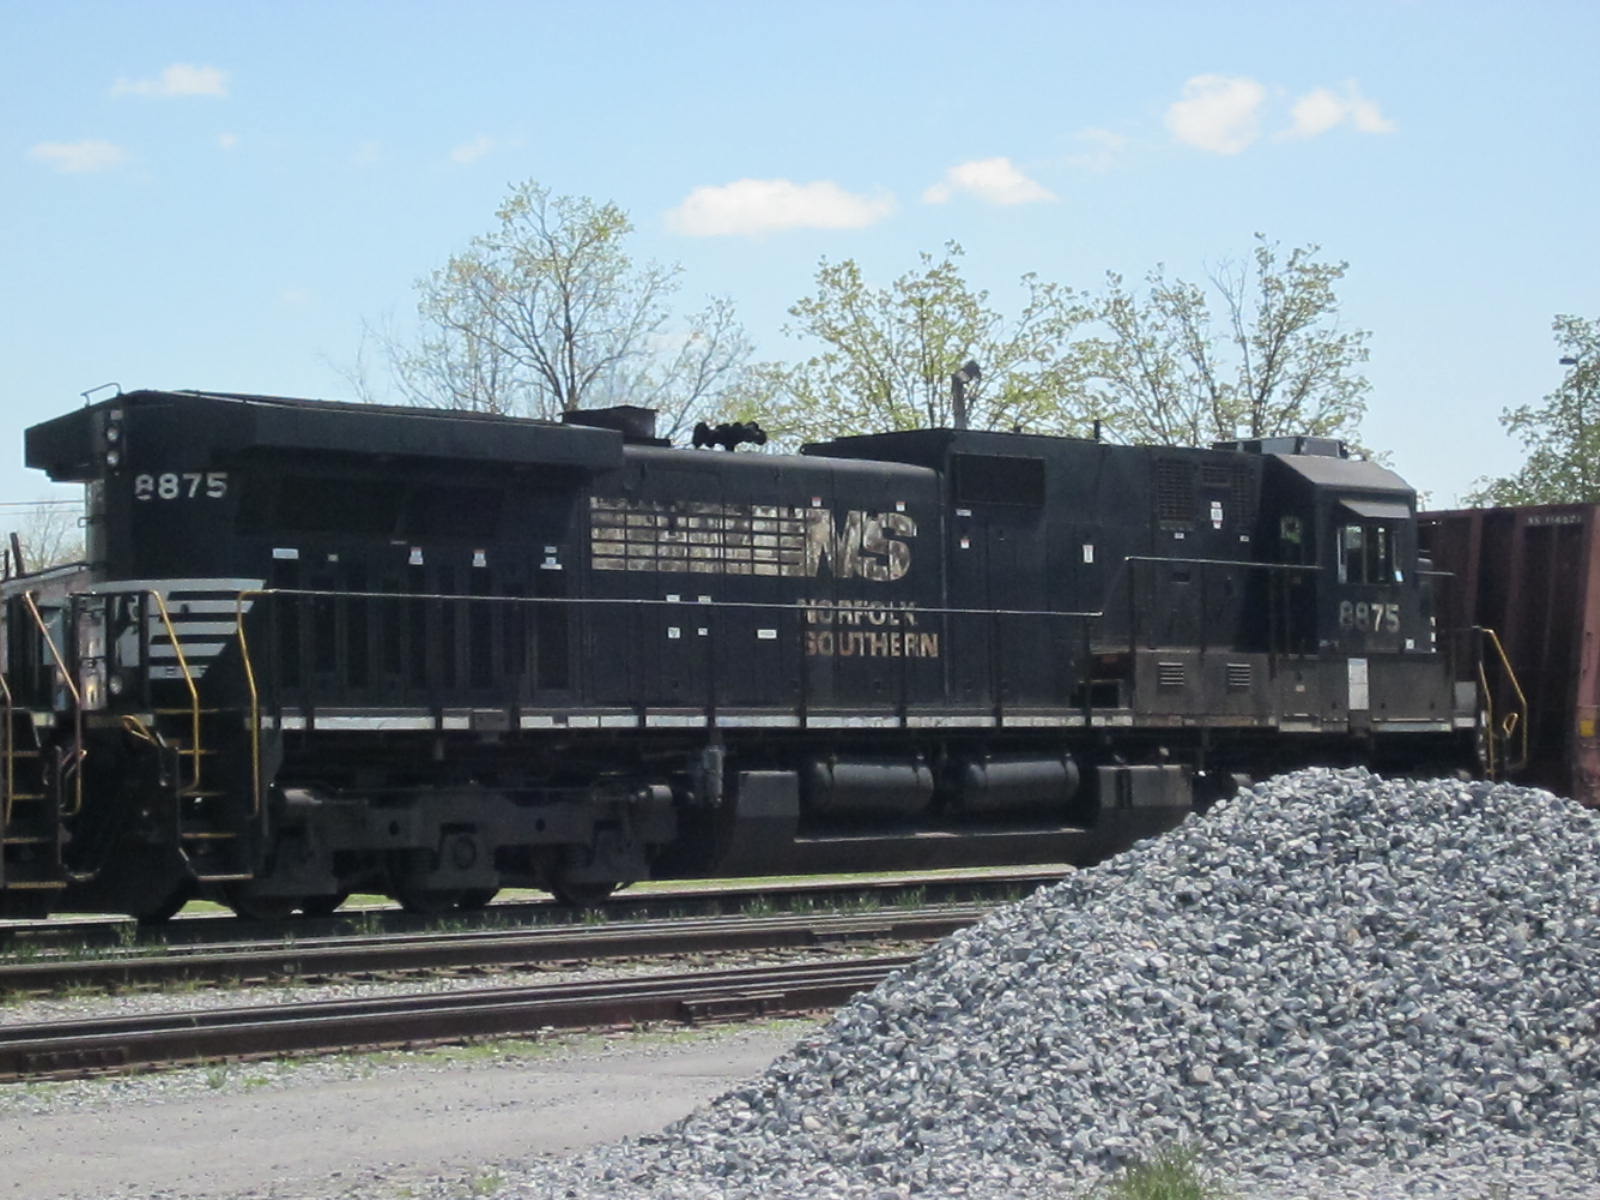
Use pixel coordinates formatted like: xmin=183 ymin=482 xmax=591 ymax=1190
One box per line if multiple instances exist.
xmin=498 ymin=769 xmax=1600 ymax=1199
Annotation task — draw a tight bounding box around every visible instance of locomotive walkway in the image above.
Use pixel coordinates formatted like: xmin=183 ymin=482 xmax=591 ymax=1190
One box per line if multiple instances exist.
xmin=0 ymin=955 xmax=912 ymax=1081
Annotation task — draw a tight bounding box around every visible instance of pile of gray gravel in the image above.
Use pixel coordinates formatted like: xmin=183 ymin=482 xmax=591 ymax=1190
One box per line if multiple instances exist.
xmin=497 ymin=769 xmax=1600 ymax=1199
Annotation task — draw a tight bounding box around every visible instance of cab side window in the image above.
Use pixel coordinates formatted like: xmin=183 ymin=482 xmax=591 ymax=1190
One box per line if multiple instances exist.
xmin=1338 ymin=523 xmax=1396 ymax=585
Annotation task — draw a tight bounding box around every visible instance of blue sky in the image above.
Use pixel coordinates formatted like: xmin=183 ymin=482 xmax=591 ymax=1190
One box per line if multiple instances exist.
xmin=5 ymin=0 xmax=1598 ymax=509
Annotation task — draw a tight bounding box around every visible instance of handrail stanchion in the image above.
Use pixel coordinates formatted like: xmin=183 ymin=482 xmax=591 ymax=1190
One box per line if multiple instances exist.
xmin=148 ymin=591 xmax=203 ymax=797
xmin=22 ymin=592 xmax=83 ymax=819
xmin=236 ymin=590 xmax=265 ymax=818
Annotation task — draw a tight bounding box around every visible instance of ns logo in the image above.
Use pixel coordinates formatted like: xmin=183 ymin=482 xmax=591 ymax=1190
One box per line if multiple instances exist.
xmin=806 ymin=509 xmax=916 ymax=582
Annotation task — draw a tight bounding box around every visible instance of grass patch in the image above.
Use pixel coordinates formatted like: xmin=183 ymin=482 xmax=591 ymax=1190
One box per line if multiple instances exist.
xmin=1098 ymin=1145 xmax=1232 ymax=1200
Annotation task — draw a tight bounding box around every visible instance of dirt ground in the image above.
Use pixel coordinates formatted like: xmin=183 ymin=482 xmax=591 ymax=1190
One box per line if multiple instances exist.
xmin=0 ymin=1023 xmax=808 ymax=1200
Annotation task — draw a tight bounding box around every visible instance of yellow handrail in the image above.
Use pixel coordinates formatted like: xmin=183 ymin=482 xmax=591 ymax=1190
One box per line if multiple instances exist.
xmin=22 ymin=592 xmax=83 ymax=818
xmin=149 ymin=590 xmax=203 ymax=797
xmin=1475 ymin=625 xmax=1529 ymax=777
xmin=235 ymin=590 xmax=263 ymax=819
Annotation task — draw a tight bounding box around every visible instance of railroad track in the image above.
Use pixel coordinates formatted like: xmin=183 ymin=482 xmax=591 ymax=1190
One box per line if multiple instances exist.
xmin=0 ymin=908 xmax=981 ymax=995
xmin=0 ymin=868 xmax=1062 ymax=954
xmin=0 ymin=955 xmax=914 ymax=1081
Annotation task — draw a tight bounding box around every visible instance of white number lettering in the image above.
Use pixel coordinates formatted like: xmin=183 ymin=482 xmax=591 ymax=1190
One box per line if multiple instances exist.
xmin=1340 ymin=599 xmax=1401 ymax=634
xmin=132 ymin=470 xmax=229 ymax=501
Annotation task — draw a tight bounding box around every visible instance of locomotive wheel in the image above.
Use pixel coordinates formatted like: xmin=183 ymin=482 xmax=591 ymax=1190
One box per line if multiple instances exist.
xmin=298 ymin=892 xmax=350 ymax=917
xmin=549 ymin=880 xmax=617 ymax=908
xmin=394 ymin=887 xmax=464 ymax=916
xmin=133 ymin=884 xmax=194 ymax=926
xmin=457 ymin=888 xmax=500 ymax=911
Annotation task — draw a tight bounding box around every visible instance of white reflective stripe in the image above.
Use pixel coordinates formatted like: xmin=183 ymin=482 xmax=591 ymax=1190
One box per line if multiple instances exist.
xmin=716 ymin=714 xmax=801 ymax=728
xmin=440 ymin=715 xmax=471 ymax=730
xmin=149 ymin=665 xmax=209 ymax=680
xmin=565 ymin=716 xmax=600 ymax=728
xmin=600 ymin=714 xmax=640 ymax=728
xmin=156 ymin=600 xmax=256 ymax=615
xmin=279 ymin=715 xmax=307 ymax=730
xmin=644 ymin=714 xmax=706 ymax=727
xmin=1002 ymin=715 xmax=1082 ymax=728
xmin=805 ymin=715 xmax=900 ymax=728
xmin=149 ymin=642 xmax=228 ymax=659
xmin=150 ymin=620 xmax=239 ymax=637
xmin=316 ymin=716 xmax=436 ymax=731
xmin=519 ymin=715 xmax=557 ymax=728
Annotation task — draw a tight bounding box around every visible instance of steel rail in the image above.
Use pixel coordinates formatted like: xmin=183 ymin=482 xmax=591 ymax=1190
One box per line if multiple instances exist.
xmin=0 ymin=955 xmax=914 ymax=1081
xmin=0 ymin=909 xmax=974 ymax=996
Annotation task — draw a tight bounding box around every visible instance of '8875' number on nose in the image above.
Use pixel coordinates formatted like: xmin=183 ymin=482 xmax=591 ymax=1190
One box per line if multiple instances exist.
xmin=133 ymin=472 xmax=229 ymax=501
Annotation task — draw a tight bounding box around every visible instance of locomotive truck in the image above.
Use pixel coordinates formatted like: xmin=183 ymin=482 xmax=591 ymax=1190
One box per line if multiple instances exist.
xmin=0 ymin=389 xmax=1476 ymax=920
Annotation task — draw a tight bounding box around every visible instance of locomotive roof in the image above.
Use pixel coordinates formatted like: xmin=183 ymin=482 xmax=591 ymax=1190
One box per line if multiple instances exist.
xmin=27 ymin=388 xmax=627 ymax=481
xmin=1270 ymin=450 xmax=1413 ymax=498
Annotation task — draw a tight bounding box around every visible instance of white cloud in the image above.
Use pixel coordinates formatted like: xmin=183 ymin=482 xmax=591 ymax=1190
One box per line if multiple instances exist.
xmin=217 ymin=132 xmax=238 ymax=151
xmin=28 ymin=140 xmax=128 ymax=173
xmin=667 ymin=179 xmax=896 ymax=236
xmin=923 ymin=157 xmax=1056 ymax=205
xmin=112 ymin=63 xmax=229 ymax=98
xmin=1285 ymin=82 xmax=1396 ymax=139
xmin=1064 ymin=128 xmax=1129 ymax=173
xmin=449 ymin=135 xmax=496 ymax=165
xmin=1165 ymin=74 xmax=1266 ymax=154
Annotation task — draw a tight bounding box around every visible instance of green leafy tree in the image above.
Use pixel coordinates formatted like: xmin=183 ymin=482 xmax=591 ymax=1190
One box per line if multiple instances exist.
xmin=1089 ymin=236 xmax=1371 ymax=447
xmin=383 ymin=181 xmax=752 ymax=436
xmin=761 ymin=243 xmax=1098 ymax=444
xmin=1467 ymin=315 xmax=1600 ymax=504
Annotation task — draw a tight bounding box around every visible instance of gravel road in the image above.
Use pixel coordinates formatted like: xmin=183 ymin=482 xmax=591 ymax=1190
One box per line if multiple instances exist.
xmin=0 ymin=1022 xmax=808 ymax=1200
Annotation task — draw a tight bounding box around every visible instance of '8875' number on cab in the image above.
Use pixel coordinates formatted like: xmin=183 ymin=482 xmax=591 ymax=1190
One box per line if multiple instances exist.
xmin=133 ymin=472 xmax=228 ymax=501
xmin=1339 ymin=599 xmax=1400 ymax=634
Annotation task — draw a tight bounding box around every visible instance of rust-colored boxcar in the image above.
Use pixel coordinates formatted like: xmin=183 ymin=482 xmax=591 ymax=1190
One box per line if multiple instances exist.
xmin=1421 ymin=504 xmax=1600 ymax=807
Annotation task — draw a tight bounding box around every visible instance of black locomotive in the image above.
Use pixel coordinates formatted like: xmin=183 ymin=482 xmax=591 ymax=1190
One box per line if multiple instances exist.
xmin=0 ymin=389 xmax=1472 ymax=920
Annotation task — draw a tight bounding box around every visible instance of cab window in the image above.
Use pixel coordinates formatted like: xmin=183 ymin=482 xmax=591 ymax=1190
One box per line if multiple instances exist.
xmin=1338 ymin=523 xmax=1396 ymax=585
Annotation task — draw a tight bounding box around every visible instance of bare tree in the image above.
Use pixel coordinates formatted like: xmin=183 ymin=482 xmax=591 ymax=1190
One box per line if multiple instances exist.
xmin=4 ymin=500 xmax=83 ymax=575
xmin=384 ymin=182 xmax=753 ymax=437
xmin=1090 ymin=236 xmax=1371 ymax=447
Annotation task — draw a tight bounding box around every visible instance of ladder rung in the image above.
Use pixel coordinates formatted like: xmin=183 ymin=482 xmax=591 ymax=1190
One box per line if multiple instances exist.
xmin=193 ymin=872 xmax=253 ymax=882
xmin=182 ymin=831 xmax=238 ymax=841
xmin=3 ymin=835 xmax=56 ymax=845
xmin=1 ymin=881 xmax=66 ymax=891
xmin=6 ymin=792 xmax=47 ymax=801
